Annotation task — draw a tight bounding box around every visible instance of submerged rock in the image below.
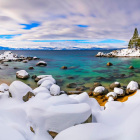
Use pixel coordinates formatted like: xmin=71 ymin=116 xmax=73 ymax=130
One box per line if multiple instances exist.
xmin=93 ymin=82 xmax=102 ymax=87
xmin=22 ymin=60 xmax=28 ymax=63
xmin=31 ymin=75 xmax=37 ymax=79
xmin=129 ymin=66 xmax=134 ymax=69
xmin=107 ymin=62 xmax=113 ymax=66
xmin=67 ymin=83 xmax=77 ymax=88
xmin=29 ymin=66 xmax=34 ymax=69
xmin=61 ymin=66 xmax=67 ymax=69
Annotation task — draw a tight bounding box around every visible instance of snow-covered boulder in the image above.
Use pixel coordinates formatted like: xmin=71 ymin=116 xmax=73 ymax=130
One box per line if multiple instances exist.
xmin=35 ymin=75 xmax=52 ymax=82
xmin=33 ymin=87 xmax=50 ymax=95
xmin=109 ymin=82 xmax=121 ymax=90
xmin=16 ymin=70 xmax=30 ymax=79
xmin=93 ymin=86 xmax=108 ymax=96
xmin=40 ymin=80 xmax=54 ymax=90
xmin=9 ymin=81 xmax=34 ymax=101
xmin=106 ymin=92 xmax=117 ymax=99
xmin=108 ymin=96 xmax=114 ymax=102
xmin=37 ymin=76 xmax=56 ymax=86
xmin=50 ymin=84 xmax=60 ymax=96
xmin=126 ymin=81 xmax=139 ymax=94
xmin=114 ymin=87 xmax=125 ymax=96
xmin=28 ymin=103 xmax=91 ymax=133
xmin=36 ymin=61 xmax=47 ymax=66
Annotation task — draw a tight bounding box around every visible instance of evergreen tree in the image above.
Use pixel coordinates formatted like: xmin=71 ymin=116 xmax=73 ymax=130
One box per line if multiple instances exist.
xmin=132 ymin=28 xmax=139 ymax=39
xmin=128 ymin=40 xmax=133 ymax=48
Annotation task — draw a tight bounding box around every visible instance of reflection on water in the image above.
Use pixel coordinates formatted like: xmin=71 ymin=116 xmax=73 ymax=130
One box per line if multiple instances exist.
xmin=0 ymin=50 xmax=140 ymax=92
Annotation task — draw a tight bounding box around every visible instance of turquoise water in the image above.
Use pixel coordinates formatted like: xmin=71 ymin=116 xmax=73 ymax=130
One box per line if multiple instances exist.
xmin=0 ymin=50 xmax=140 ymax=92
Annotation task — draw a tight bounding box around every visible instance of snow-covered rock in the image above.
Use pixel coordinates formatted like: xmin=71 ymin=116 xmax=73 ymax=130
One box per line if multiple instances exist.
xmin=106 ymin=92 xmax=117 ymax=99
xmin=50 ymin=84 xmax=60 ymax=96
xmin=114 ymin=87 xmax=125 ymax=96
xmin=16 ymin=70 xmax=30 ymax=79
xmin=40 ymin=80 xmax=54 ymax=90
xmin=33 ymin=87 xmax=50 ymax=95
xmin=109 ymin=82 xmax=121 ymax=90
xmin=37 ymin=76 xmax=56 ymax=86
xmin=9 ymin=81 xmax=34 ymax=101
xmin=93 ymin=86 xmax=108 ymax=96
xmin=36 ymin=61 xmax=47 ymax=66
xmin=126 ymin=81 xmax=139 ymax=94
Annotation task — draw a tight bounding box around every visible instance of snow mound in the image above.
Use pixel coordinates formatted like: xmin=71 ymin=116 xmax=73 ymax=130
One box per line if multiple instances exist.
xmin=9 ymin=81 xmax=33 ymax=100
xmin=40 ymin=80 xmax=54 ymax=90
xmin=33 ymin=86 xmax=50 ymax=95
xmin=50 ymin=84 xmax=60 ymax=96
xmin=127 ymin=81 xmax=138 ymax=91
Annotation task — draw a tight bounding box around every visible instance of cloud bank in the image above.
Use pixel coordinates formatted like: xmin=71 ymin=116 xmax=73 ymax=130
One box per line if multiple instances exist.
xmin=0 ymin=0 xmax=139 ymax=49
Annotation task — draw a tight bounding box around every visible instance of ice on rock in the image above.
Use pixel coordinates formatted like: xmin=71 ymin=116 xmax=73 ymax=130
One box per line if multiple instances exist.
xmin=33 ymin=87 xmax=50 ymax=95
xmin=40 ymin=80 xmax=54 ymax=90
xmin=50 ymin=84 xmax=60 ymax=96
xmin=37 ymin=76 xmax=56 ymax=86
xmin=9 ymin=81 xmax=34 ymax=101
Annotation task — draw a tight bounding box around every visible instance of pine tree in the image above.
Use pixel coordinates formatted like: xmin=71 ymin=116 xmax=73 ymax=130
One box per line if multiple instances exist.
xmin=132 ymin=28 xmax=139 ymax=39
xmin=128 ymin=40 xmax=133 ymax=48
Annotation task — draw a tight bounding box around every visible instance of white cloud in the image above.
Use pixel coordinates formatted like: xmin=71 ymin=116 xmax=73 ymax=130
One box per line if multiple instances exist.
xmin=0 ymin=0 xmax=139 ymax=49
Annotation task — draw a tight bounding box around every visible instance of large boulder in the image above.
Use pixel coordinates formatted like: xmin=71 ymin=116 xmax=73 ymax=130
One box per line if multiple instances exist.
xmin=50 ymin=84 xmax=60 ymax=96
xmin=36 ymin=61 xmax=47 ymax=66
xmin=16 ymin=70 xmax=30 ymax=79
xmin=126 ymin=81 xmax=139 ymax=94
xmin=9 ymin=81 xmax=34 ymax=101
xmin=22 ymin=60 xmax=28 ymax=63
xmin=93 ymin=86 xmax=108 ymax=96
xmin=109 ymin=82 xmax=121 ymax=90
xmin=114 ymin=87 xmax=125 ymax=96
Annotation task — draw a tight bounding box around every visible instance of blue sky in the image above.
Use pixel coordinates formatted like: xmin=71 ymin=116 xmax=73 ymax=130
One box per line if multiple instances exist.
xmin=0 ymin=0 xmax=139 ymax=49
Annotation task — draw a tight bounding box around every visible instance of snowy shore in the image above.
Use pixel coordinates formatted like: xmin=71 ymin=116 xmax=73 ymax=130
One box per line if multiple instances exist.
xmin=0 ymin=71 xmax=139 ymax=140
xmin=96 ymin=48 xmax=140 ymax=57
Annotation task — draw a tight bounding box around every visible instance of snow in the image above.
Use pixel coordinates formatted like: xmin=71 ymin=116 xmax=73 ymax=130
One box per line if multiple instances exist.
xmin=37 ymin=76 xmax=56 ymax=86
xmin=54 ymin=90 xmax=140 ymax=140
xmin=127 ymin=81 xmax=138 ymax=91
xmin=50 ymin=84 xmax=60 ymax=95
xmin=16 ymin=70 xmax=29 ymax=77
xmin=115 ymin=82 xmax=119 ymax=84
xmin=2 ymin=77 xmax=140 ymax=140
xmin=106 ymin=92 xmax=117 ymax=98
xmin=96 ymin=48 xmax=140 ymax=57
xmin=40 ymin=80 xmax=54 ymax=90
xmin=37 ymin=75 xmax=52 ymax=79
xmin=33 ymin=87 xmax=50 ymax=95
xmin=114 ymin=87 xmax=124 ymax=95
xmin=108 ymin=96 xmax=114 ymax=102
xmin=0 ymin=83 xmax=9 ymax=92
xmin=9 ymin=81 xmax=33 ymax=100
xmin=94 ymin=86 xmax=105 ymax=92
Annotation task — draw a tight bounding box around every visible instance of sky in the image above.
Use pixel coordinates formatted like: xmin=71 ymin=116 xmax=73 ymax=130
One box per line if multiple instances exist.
xmin=0 ymin=0 xmax=140 ymax=49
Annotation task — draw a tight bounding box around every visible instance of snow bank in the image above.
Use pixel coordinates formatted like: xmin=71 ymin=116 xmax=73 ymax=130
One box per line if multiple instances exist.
xmin=96 ymin=48 xmax=140 ymax=57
